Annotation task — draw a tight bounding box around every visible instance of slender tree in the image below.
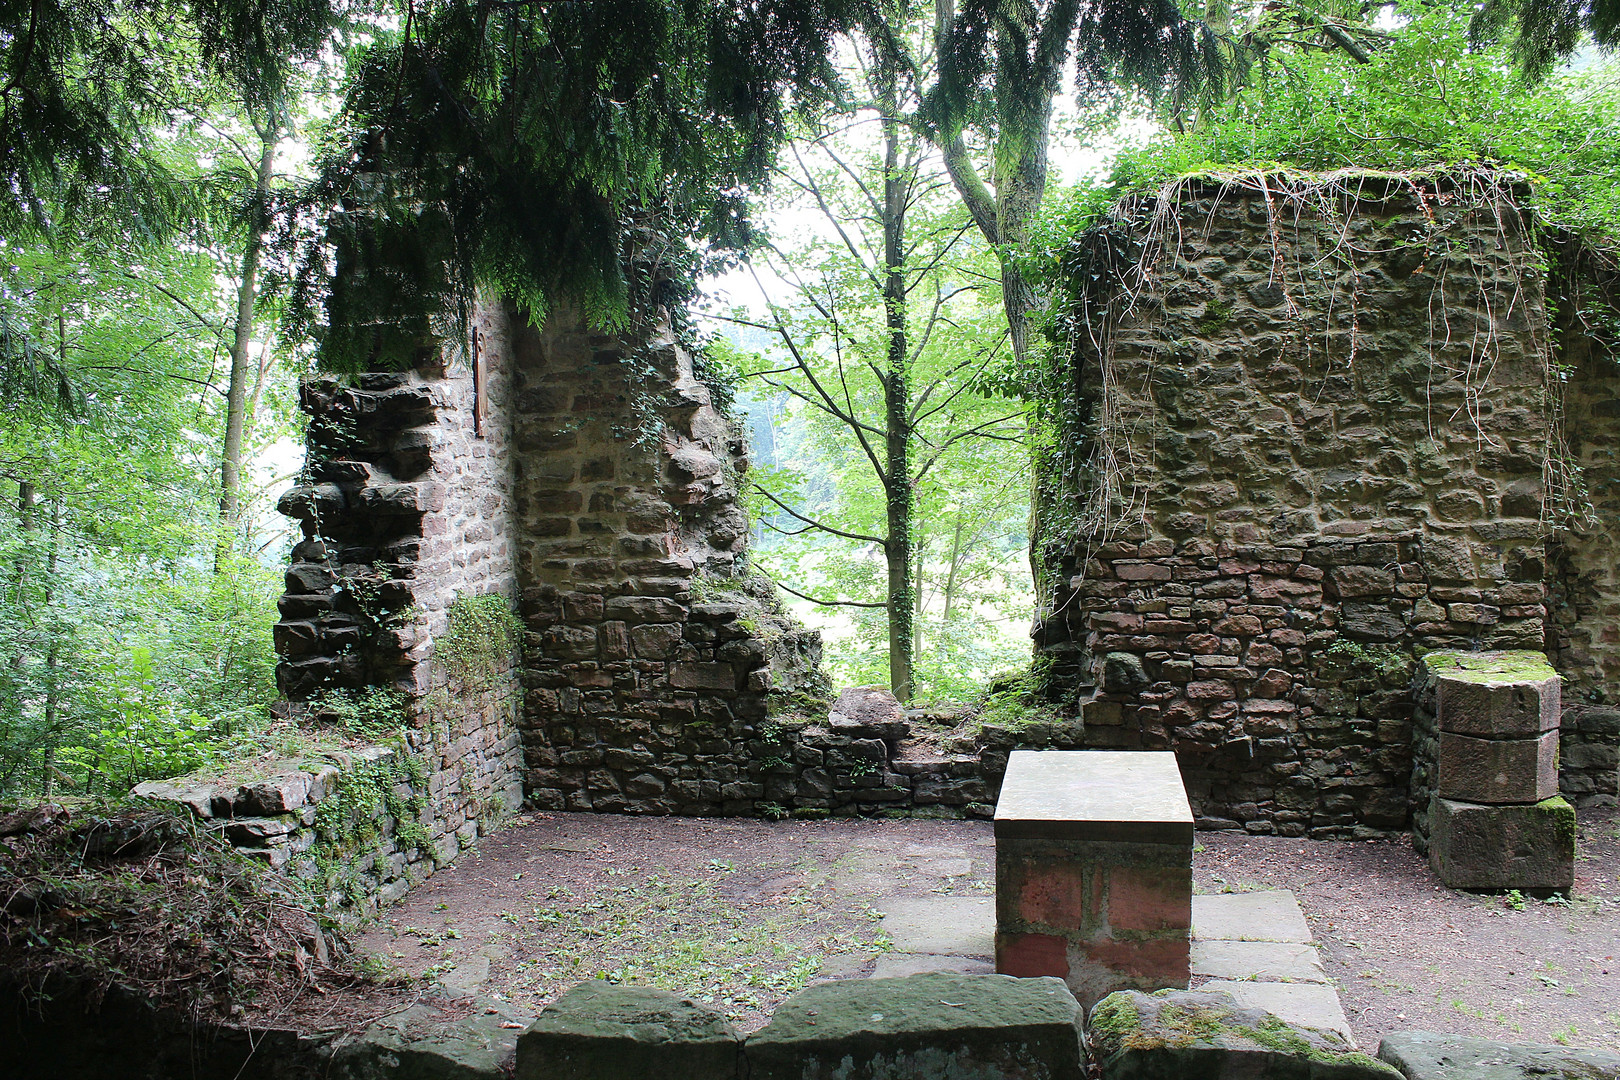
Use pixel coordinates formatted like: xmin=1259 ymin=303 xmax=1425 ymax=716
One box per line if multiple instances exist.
xmin=728 ymin=24 xmax=1023 ymax=700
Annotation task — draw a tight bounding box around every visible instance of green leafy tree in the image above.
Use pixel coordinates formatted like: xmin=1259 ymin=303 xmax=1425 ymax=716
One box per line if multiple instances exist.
xmin=723 ymin=26 xmax=1026 ymax=701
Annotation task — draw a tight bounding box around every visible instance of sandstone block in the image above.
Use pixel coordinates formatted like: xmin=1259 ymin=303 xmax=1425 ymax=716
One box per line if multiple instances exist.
xmin=234 ymin=773 xmax=313 ymax=816
xmin=1428 ymin=653 xmax=1561 ymax=738
xmin=516 ymin=982 xmax=740 ymax=1080
xmin=131 ymin=780 xmax=223 ymax=818
xmin=745 ymin=973 xmax=1083 ymax=1080
xmin=336 ymin=996 xmax=526 ymax=1079
xmin=1340 ymin=602 xmax=1405 ymax=641
xmin=1377 ymin=1030 xmax=1620 ymax=1080
xmin=670 ymin=663 xmax=737 ymax=691
xmin=221 ymin=815 xmax=298 ymax=845
xmin=1089 ymin=989 xmax=1400 ymax=1080
xmin=1427 ymin=796 xmax=1575 ymax=890
xmin=1435 ymin=730 xmax=1558 ymax=804
xmin=828 ymin=686 xmax=910 ymax=741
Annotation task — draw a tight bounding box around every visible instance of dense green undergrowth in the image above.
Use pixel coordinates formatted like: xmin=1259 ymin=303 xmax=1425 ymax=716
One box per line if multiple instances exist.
xmin=1031 ymin=5 xmax=1620 ymax=260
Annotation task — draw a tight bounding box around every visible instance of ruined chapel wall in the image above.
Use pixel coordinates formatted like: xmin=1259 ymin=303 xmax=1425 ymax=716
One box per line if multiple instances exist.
xmin=492 ymin=308 xmax=832 ymax=815
xmin=1546 ymin=275 xmax=1620 ymax=806
xmin=1037 ymin=180 xmax=1558 ymax=836
xmin=273 ymin=307 xmax=526 ymax=881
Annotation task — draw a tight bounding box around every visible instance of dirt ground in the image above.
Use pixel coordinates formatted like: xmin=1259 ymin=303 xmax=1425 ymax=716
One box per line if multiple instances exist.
xmin=1194 ymin=807 xmax=1620 ymax=1053
xmin=358 ymin=808 xmax=1620 ymax=1048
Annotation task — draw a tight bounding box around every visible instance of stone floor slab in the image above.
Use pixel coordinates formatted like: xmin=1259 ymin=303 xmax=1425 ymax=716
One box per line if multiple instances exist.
xmin=1192 ymin=891 xmax=1311 ymax=943
xmin=1197 ymin=980 xmax=1355 ymax=1044
xmin=441 ymin=954 xmax=491 ymax=990
xmin=869 ymin=953 xmax=995 ymax=980
xmin=879 ymin=896 xmax=994 ymax=957
xmin=1189 ymin=940 xmax=1327 ymax=983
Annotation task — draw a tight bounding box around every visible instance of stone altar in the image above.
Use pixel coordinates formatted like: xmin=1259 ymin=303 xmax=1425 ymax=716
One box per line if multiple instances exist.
xmin=994 ymin=750 xmax=1194 ymax=1007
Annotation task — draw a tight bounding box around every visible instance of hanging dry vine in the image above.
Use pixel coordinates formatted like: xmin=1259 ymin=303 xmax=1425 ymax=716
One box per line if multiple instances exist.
xmin=1050 ymin=165 xmax=1590 ymax=549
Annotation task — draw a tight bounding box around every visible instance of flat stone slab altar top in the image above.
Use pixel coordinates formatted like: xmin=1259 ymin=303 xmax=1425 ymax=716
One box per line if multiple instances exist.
xmin=994 ymin=750 xmax=1194 ymax=844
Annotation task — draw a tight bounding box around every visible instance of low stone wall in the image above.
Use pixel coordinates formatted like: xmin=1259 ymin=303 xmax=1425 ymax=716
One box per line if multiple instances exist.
xmin=133 ymin=737 xmax=508 ymax=913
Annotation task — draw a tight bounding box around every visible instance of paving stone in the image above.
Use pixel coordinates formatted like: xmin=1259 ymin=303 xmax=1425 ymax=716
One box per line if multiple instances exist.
xmin=1190 ymin=940 xmax=1327 ymax=983
xmin=1377 ymin=1030 xmax=1620 ymax=1080
xmin=1088 ymin=989 xmax=1397 ymax=1080
xmin=1197 ymin=981 xmax=1355 ymax=1043
xmin=1192 ymin=892 xmax=1311 ymax=943
xmin=994 ymin=751 xmax=1194 ymax=844
xmin=1427 ymin=797 xmax=1575 ymax=891
xmin=869 ymin=953 xmax=995 ymax=980
xmin=515 ymin=982 xmax=741 ymax=1080
xmin=746 ymin=972 xmax=1083 ymax=1080
xmin=814 ymin=951 xmax=876 ymax=980
xmin=881 ymin=896 xmax=994 ymax=956
xmin=440 ymin=955 xmax=491 ymax=991
xmin=335 ymin=994 xmax=529 ymax=1079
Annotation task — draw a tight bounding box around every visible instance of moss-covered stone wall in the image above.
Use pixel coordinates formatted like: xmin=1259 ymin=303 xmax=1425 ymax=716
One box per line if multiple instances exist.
xmin=1035 ymin=174 xmax=1618 ymax=833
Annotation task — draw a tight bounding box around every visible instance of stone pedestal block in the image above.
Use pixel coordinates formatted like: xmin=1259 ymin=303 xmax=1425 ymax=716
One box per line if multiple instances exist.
xmin=516 ymin=982 xmax=741 ymax=1080
xmin=1437 ymin=673 xmax=1560 ymax=739
xmin=994 ymin=751 xmax=1193 ymax=1009
xmin=1435 ymin=730 xmax=1558 ymax=805
xmin=1427 ymin=796 xmax=1575 ymax=891
xmin=746 ymin=972 xmax=1083 ymax=1080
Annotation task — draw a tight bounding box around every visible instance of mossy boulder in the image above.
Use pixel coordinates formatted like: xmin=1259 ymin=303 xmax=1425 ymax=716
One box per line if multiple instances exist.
xmin=1088 ymin=990 xmax=1402 ymax=1080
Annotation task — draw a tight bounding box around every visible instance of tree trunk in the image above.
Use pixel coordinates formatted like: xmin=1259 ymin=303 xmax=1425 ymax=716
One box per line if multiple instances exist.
xmin=217 ymin=130 xmax=277 ymax=565
xmin=912 ymin=538 xmax=926 ymax=665
xmin=879 ymin=72 xmax=915 ymax=703
xmin=942 ymin=514 xmax=966 ymax=621
xmin=37 ymin=500 xmax=61 ymax=797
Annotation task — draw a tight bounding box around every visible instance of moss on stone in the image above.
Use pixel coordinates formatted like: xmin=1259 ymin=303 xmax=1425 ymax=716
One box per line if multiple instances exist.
xmin=1089 ymin=993 xmax=1142 ymax=1046
xmin=1420 ymin=649 xmax=1558 ymax=684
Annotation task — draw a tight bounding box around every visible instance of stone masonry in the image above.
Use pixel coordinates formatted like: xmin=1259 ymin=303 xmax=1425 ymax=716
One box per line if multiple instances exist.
xmin=270 ymin=299 xmax=1119 ymax=831
xmin=273 ymin=302 xmax=527 ymax=886
xmin=256 ymin=172 xmax=1620 ymax=863
xmin=1411 ymin=651 xmax=1576 ymax=890
xmin=1036 ymin=173 xmax=1620 ymax=835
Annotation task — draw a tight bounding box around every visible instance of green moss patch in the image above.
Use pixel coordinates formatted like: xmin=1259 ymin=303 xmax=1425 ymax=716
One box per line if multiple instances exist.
xmin=1421 ymin=650 xmax=1559 ymax=685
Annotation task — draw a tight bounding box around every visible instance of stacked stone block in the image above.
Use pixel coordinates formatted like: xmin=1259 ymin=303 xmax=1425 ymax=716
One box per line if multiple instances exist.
xmin=133 ymin=745 xmax=445 ymax=913
xmin=1412 ymin=652 xmax=1575 ymax=891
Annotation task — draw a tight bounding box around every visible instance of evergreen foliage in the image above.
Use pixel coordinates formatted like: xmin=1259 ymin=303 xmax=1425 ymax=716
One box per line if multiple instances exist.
xmin=300 ymin=0 xmax=873 ymax=371
xmin=0 ymin=0 xmax=333 ymax=238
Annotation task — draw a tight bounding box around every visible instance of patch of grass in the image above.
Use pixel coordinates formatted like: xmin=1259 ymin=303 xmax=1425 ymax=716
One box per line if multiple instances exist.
xmin=502 ymin=868 xmax=886 ymax=1023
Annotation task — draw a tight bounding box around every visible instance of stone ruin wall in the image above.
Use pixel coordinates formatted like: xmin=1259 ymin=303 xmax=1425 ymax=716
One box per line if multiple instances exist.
xmin=500 ymin=305 xmax=831 ymax=814
xmin=1545 ymin=259 xmax=1620 ymax=805
xmin=256 ymin=175 xmax=1618 ymax=870
xmin=267 ymin=300 xmax=1123 ymax=841
xmin=272 ymin=304 xmax=526 ymax=894
xmin=1035 ymin=178 xmax=1620 ymax=837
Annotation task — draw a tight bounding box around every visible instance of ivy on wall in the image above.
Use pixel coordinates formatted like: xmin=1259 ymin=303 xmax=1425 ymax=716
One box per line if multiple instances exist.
xmin=308 ymin=748 xmax=429 ymax=908
xmin=435 ymin=593 xmax=522 ymax=690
